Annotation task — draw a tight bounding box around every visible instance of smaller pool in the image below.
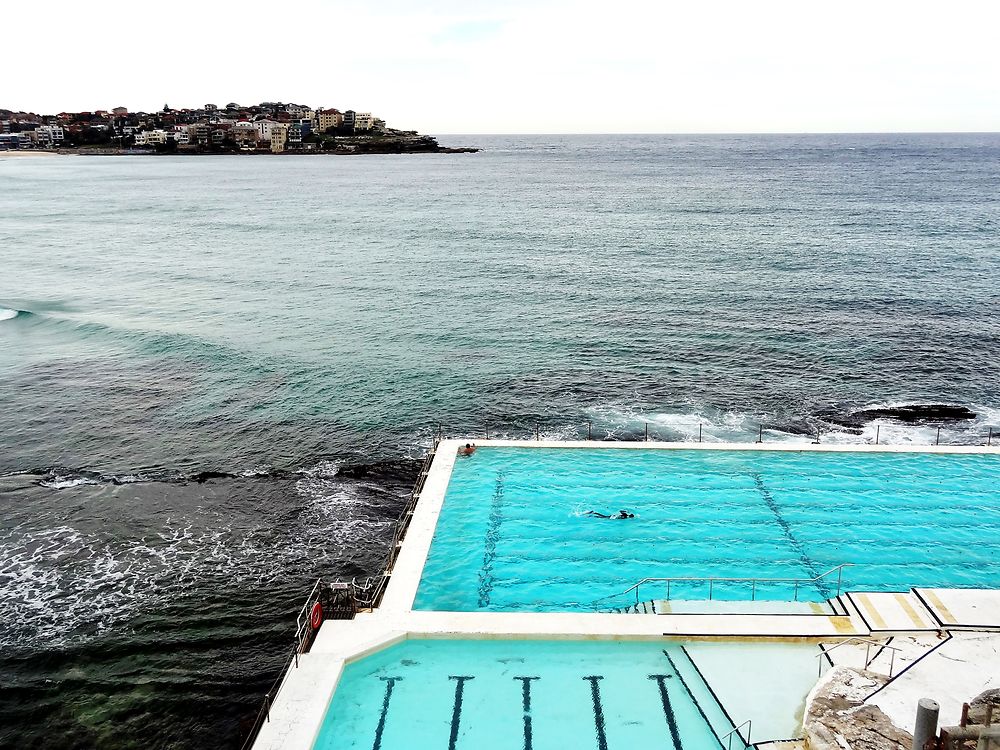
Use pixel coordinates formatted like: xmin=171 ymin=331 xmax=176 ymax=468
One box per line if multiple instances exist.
xmin=312 ymin=639 xmax=745 ymax=750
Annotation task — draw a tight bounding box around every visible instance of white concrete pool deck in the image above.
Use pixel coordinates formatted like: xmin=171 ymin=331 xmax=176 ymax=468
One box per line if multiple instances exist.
xmin=869 ymin=631 xmax=1000 ymax=733
xmin=252 ymin=440 xmax=1000 ymax=750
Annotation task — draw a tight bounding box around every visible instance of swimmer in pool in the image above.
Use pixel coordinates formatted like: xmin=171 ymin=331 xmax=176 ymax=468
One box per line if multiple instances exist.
xmin=584 ymin=509 xmax=634 ymax=519
xmin=457 ymin=443 xmax=477 ymax=456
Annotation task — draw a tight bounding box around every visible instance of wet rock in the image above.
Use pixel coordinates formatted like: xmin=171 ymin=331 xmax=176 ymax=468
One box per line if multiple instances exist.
xmin=188 ymin=470 xmax=236 ymax=483
xmin=804 ymin=667 xmax=911 ymax=750
xmin=819 ymin=404 xmax=977 ymax=428
xmin=968 ymin=689 xmax=1000 ymax=725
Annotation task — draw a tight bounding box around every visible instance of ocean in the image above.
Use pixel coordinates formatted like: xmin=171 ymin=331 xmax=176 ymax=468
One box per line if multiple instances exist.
xmin=1 ymin=133 xmax=999 ymax=749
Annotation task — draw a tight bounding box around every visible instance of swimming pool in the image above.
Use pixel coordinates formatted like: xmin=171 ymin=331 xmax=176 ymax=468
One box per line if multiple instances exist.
xmin=414 ymin=447 xmax=1000 ymax=612
xmin=312 ymin=639 xmax=745 ymax=750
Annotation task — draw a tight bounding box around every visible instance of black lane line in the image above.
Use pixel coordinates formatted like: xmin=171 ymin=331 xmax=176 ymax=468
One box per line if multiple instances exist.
xmin=372 ymin=676 xmax=402 ymax=750
xmin=514 ymin=677 xmax=540 ymax=750
xmin=661 ymin=651 xmax=724 ymax=750
xmin=584 ymin=676 xmax=608 ymax=750
xmin=477 ymin=471 xmax=505 ymax=607
xmin=748 ymin=471 xmax=827 ymax=597
xmin=648 ymin=675 xmax=683 ymax=750
xmin=448 ymin=675 xmax=475 ymax=750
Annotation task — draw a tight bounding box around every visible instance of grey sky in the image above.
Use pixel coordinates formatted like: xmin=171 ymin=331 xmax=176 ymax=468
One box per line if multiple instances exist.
xmin=4 ymin=0 xmax=999 ymax=133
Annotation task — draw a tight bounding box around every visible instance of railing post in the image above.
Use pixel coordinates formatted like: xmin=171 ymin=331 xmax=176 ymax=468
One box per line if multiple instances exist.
xmin=588 ymin=421 xmax=592 ymax=440
xmin=666 ymin=580 xmax=671 ymax=600
xmin=265 ymin=694 xmax=271 ymax=722
xmin=709 ymin=578 xmax=714 ymax=600
xmin=837 ymin=565 xmax=844 ymax=596
xmin=485 ymin=426 xmax=489 ymax=440
xmin=699 ymin=423 xmax=703 ymax=443
xmin=751 ymin=579 xmax=756 ymax=601
xmin=936 ymin=426 xmax=941 ymax=446
xmin=989 ymin=427 xmax=993 ymax=446
xmin=535 ymin=425 xmax=539 ymax=441
xmin=645 ymin=422 xmax=648 ymax=442
xmin=756 ymin=425 xmax=763 ymax=443
xmin=876 ymin=425 xmax=880 ymax=445
xmin=794 ymin=580 xmax=799 ymax=601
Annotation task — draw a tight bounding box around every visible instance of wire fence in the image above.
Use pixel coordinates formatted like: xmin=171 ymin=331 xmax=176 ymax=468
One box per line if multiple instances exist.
xmin=432 ymin=422 xmax=997 ymax=447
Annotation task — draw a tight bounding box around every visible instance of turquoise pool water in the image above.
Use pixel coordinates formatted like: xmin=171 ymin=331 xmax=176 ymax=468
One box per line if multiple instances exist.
xmin=414 ymin=448 xmax=1000 ymax=612
xmin=312 ymin=639 xmax=742 ymax=750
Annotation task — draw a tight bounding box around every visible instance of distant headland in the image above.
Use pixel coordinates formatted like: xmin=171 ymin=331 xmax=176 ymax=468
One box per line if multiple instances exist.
xmin=0 ymin=101 xmax=478 ymax=155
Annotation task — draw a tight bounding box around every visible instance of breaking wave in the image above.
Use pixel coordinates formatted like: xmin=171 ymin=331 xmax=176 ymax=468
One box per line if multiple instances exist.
xmin=583 ymin=401 xmax=998 ymax=446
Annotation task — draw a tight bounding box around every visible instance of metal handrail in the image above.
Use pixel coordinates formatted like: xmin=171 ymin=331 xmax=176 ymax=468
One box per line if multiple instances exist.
xmin=817 ymin=637 xmax=903 ymax=677
xmin=293 ymin=578 xmax=324 ymax=653
xmin=352 ymin=437 xmax=439 ymax=612
xmin=719 ymin=719 xmax=752 ymax=750
xmin=351 ymin=573 xmax=391 ymax=609
xmin=621 ymin=563 xmax=855 ymax=604
xmin=240 ymin=439 xmax=441 ymax=750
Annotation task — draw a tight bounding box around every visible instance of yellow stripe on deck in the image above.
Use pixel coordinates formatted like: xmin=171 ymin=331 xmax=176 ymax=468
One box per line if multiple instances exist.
xmin=921 ymin=589 xmax=959 ymax=625
xmin=832 ymin=616 xmax=856 ymax=634
xmin=894 ymin=593 xmax=930 ymax=628
xmin=855 ymin=593 xmax=888 ymax=629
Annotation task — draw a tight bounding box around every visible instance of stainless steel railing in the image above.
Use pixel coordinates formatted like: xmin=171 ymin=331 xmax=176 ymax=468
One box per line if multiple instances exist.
xmin=720 ymin=719 xmax=752 ymax=750
xmin=434 ymin=421 xmax=998 ymax=446
xmin=240 ymin=439 xmax=440 ymax=750
xmin=620 ymin=563 xmax=855 ymax=604
xmin=817 ymin=637 xmax=903 ymax=677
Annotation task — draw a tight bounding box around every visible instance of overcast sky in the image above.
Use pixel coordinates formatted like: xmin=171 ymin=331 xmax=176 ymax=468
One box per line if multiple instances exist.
xmin=4 ymin=0 xmax=999 ymax=133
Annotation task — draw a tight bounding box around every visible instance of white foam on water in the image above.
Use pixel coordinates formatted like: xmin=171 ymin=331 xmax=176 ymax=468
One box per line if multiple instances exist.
xmin=38 ymin=475 xmax=102 ymax=489
xmin=297 ymin=459 xmax=341 ymax=479
xmin=585 ymin=402 xmax=808 ymax=444
xmin=585 ymin=401 xmax=998 ymax=447
xmin=0 ymin=308 xmax=17 ymax=321
xmin=816 ymin=401 xmax=999 ymax=446
xmin=0 ymin=470 xmax=396 ymax=649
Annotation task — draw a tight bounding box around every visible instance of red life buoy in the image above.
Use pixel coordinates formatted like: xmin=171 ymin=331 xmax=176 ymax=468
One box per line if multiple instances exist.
xmin=310 ymin=602 xmax=323 ymax=630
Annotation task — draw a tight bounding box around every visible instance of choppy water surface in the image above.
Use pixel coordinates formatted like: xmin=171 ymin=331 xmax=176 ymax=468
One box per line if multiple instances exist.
xmin=2 ymin=134 xmax=999 ymax=749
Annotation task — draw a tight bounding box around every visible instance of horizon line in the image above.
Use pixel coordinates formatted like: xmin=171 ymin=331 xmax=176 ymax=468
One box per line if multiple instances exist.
xmin=428 ymin=130 xmax=1000 ymax=136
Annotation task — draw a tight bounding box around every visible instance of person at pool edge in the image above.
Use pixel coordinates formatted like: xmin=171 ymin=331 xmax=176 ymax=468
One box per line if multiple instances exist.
xmin=584 ymin=509 xmax=634 ymax=519
xmin=458 ymin=443 xmax=477 ymax=456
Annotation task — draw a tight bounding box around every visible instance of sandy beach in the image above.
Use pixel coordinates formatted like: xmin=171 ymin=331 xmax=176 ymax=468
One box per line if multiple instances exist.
xmin=0 ymin=150 xmax=65 ymax=158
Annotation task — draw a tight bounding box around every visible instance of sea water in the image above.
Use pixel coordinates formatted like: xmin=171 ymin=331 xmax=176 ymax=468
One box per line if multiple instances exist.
xmin=2 ymin=134 xmax=999 ymax=749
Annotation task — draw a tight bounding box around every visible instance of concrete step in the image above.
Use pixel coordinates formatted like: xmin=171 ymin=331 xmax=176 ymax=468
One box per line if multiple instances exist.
xmin=913 ymin=588 xmax=1000 ymax=630
xmin=656 ymin=599 xmax=834 ymax=615
xmin=844 ymin=591 xmax=938 ymax=632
